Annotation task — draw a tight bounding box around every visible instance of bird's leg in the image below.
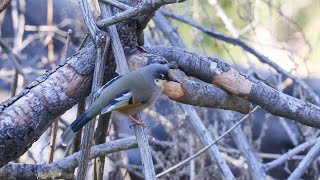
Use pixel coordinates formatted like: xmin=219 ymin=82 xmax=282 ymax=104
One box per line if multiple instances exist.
xmin=128 ymin=115 xmax=146 ymax=128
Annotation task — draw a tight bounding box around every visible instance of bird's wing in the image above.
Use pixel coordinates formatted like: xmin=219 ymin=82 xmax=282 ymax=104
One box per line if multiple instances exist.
xmin=101 ymin=90 xmax=142 ymax=114
xmin=93 ymin=75 xmax=122 ymax=99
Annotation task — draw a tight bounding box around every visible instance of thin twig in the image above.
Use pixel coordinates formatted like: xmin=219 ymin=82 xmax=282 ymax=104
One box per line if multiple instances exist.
xmin=288 ymin=139 xmax=320 ymax=180
xmin=92 ymin=37 xmax=112 ymax=180
xmin=100 ymin=0 xmax=131 ymax=10
xmin=181 ymin=104 xmax=235 ymax=180
xmin=96 ymin=0 xmax=185 ymax=28
xmin=77 ymin=0 xmax=108 ymax=179
xmin=0 ymin=38 xmax=28 ymax=83
xmin=46 ymin=120 xmax=58 ymax=164
xmin=61 ymin=29 xmax=72 ymax=63
xmin=222 ymin=111 xmax=265 ymax=179
xmin=47 ymin=0 xmax=54 ymax=67
xmin=156 ymin=106 xmax=259 ymax=178
xmin=264 ymin=137 xmax=319 ymax=171
xmin=77 ymin=43 xmax=108 ymax=180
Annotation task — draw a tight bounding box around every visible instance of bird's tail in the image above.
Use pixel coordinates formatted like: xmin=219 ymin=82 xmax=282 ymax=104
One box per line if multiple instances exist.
xmin=61 ymin=112 xmax=92 ymax=146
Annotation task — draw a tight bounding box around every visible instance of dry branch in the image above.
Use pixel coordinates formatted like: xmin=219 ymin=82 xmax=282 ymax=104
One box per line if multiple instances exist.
xmin=160 ymin=9 xmax=320 ymax=106
xmin=182 ymin=105 xmax=235 ymax=179
xmin=264 ymin=138 xmax=319 ymax=171
xmin=0 ymin=38 xmax=96 ymax=168
xmin=143 ymin=46 xmax=320 ymax=128
xmin=164 ymin=70 xmax=251 ymax=113
xmin=0 ymin=136 xmax=156 ymax=179
xmin=96 ymin=0 xmax=185 ymax=28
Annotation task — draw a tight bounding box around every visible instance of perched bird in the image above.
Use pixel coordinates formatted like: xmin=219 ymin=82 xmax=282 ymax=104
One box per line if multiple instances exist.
xmin=61 ymin=64 xmax=174 ymax=146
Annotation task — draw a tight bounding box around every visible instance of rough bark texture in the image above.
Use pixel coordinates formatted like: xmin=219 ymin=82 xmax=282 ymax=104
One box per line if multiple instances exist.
xmin=0 ymin=39 xmax=96 ymax=167
xmin=143 ymin=46 xmax=320 ymax=128
xmin=0 ymin=136 xmax=152 ymax=179
xmin=163 ymin=70 xmax=251 ymax=113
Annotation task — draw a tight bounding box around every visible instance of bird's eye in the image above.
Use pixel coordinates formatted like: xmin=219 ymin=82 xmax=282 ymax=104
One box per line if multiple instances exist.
xmin=160 ymin=74 xmax=166 ymax=80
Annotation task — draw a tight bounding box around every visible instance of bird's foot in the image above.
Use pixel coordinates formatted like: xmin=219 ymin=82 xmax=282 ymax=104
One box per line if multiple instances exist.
xmin=128 ymin=115 xmax=146 ymax=128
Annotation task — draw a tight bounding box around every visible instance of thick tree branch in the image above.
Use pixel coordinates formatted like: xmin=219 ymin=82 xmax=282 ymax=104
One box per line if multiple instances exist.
xmin=0 ymin=38 xmax=96 ymax=168
xmin=164 ymin=70 xmax=251 ymax=113
xmin=160 ymin=9 xmax=320 ymax=106
xmin=0 ymin=136 xmax=156 ymax=179
xmin=143 ymin=46 xmax=320 ymax=128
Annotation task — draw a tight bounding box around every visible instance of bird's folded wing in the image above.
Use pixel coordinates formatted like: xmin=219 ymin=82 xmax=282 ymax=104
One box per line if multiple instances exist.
xmin=94 ymin=76 xmax=122 ymax=99
xmin=101 ymin=90 xmax=138 ymax=114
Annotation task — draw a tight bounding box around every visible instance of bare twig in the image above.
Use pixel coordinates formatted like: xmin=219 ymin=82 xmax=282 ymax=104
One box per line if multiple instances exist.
xmin=100 ymin=0 xmax=131 ymax=10
xmin=156 ymin=106 xmax=259 ymax=178
xmin=264 ymin=137 xmax=319 ymax=172
xmin=46 ymin=120 xmax=58 ymax=164
xmin=208 ymin=0 xmax=239 ymax=37
xmin=77 ymin=43 xmax=108 ymax=180
xmin=9 ymin=69 xmax=18 ymax=97
xmin=92 ymin=40 xmax=112 ymax=180
xmin=47 ymin=0 xmax=54 ymax=67
xmin=96 ymin=0 xmax=185 ymax=28
xmin=0 ymin=39 xmax=28 ymax=83
xmin=181 ymin=105 xmax=236 ymax=179
xmin=77 ymin=1 xmax=108 ymax=179
xmin=61 ymin=29 xmax=72 ymax=63
xmin=222 ymin=111 xmax=265 ymax=179
xmin=288 ymin=139 xmax=320 ymax=180
xmin=78 ymin=0 xmax=99 ymax=40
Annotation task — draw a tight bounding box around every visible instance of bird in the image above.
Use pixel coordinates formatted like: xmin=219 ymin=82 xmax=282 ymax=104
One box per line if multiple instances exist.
xmin=61 ymin=64 xmax=175 ymax=146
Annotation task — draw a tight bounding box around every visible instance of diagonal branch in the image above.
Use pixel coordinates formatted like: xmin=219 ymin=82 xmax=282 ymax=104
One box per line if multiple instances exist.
xmin=160 ymin=9 xmax=320 ymax=106
xmin=156 ymin=106 xmax=259 ymax=178
xmin=143 ymin=45 xmax=320 ymax=128
xmin=97 ymin=0 xmax=185 ymax=28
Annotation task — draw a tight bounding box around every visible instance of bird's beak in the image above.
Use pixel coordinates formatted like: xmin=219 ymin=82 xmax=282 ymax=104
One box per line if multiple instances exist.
xmin=168 ymin=70 xmax=179 ymax=83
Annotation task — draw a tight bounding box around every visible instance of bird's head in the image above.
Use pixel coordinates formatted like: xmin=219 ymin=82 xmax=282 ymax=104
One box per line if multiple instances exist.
xmin=146 ymin=64 xmax=177 ymax=89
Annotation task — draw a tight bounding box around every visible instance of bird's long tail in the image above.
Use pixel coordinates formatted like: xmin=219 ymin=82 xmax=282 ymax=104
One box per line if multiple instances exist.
xmin=61 ymin=112 xmax=92 ymax=146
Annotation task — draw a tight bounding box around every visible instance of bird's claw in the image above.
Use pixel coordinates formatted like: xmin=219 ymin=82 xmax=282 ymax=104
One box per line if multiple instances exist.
xmin=129 ymin=121 xmax=146 ymax=128
xmin=128 ymin=115 xmax=146 ymax=128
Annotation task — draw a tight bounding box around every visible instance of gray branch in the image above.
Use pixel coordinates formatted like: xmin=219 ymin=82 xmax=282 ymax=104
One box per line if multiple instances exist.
xmin=222 ymin=111 xmax=265 ymax=179
xmin=143 ymin=45 xmax=320 ymax=128
xmin=264 ymin=138 xmax=319 ymax=171
xmin=181 ymin=105 xmax=235 ymax=180
xmin=0 ymin=136 xmax=156 ymax=179
xmin=288 ymin=139 xmax=320 ymax=180
xmin=160 ymin=9 xmax=320 ymax=106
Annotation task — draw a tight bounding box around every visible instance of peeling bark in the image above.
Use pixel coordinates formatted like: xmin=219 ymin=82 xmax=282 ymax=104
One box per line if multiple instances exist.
xmin=163 ymin=70 xmax=251 ymax=113
xmin=144 ymin=46 xmax=320 ymax=128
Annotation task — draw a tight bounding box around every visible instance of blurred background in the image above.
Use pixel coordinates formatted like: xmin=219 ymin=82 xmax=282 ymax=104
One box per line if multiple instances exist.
xmin=0 ymin=0 xmax=319 ymax=179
